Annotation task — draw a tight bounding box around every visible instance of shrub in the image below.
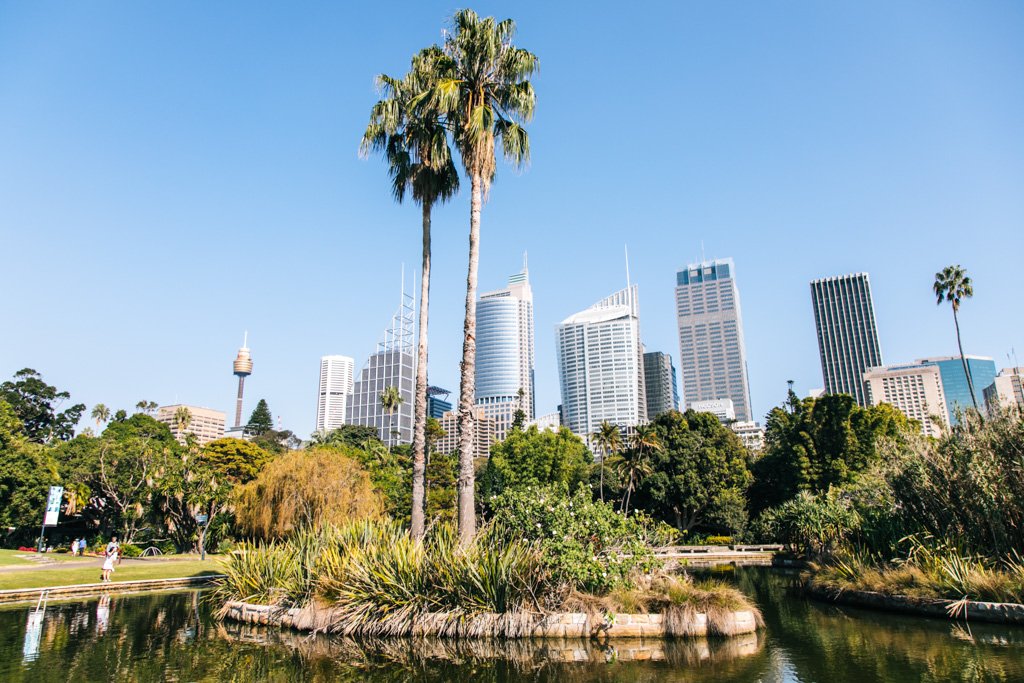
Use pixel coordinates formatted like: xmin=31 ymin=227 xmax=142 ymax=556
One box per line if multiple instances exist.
xmin=119 ymin=543 xmax=142 ymax=558
xmin=751 ymin=489 xmax=860 ymax=557
xmin=488 ymin=483 xmax=662 ymax=593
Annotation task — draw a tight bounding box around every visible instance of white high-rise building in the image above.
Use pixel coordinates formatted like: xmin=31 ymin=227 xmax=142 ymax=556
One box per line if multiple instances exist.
xmin=475 ymin=264 xmax=535 ymax=441
xmin=156 ymin=405 xmax=226 ymax=446
xmin=863 ymin=363 xmax=949 ymax=437
xmin=316 ymin=355 xmax=354 ymax=434
xmin=675 ymin=258 xmax=754 ymax=422
xmin=556 ymin=285 xmax=647 ymax=441
xmin=984 ymin=367 xmax=1024 ymax=413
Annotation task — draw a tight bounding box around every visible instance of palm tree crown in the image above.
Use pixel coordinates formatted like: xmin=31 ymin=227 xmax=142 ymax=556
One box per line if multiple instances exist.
xmin=91 ymin=403 xmax=110 ymax=429
xmin=592 ymin=421 xmax=622 ymax=503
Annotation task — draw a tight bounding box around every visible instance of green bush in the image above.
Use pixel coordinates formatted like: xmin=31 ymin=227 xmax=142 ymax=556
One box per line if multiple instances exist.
xmin=750 ymin=489 xmax=860 ymax=558
xmin=488 ymin=483 xmax=662 ymax=593
xmin=704 ymin=535 xmax=733 ymax=546
xmin=119 ymin=543 xmax=142 ymax=558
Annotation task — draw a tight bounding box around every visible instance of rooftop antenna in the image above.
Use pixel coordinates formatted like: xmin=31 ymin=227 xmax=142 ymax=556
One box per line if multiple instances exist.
xmin=523 ymin=250 xmax=528 ymax=274
xmin=624 ymin=244 xmax=631 ymax=289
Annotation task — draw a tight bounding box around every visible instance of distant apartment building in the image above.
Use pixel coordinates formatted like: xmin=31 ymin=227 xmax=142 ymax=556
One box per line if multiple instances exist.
xmin=156 ymin=404 xmax=225 ymax=446
xmin=475 ymin=266 xmax=536 ymax=441
xmin=730 ymin=421 xmax=766 ymax=453
xmin=526 ymin=412 xmax=561 ymax=432
xmin=675 ymin=258 xmax=753 ymax=422
xmin=688 ymin=398 xmax=736 ymax=423
xmin=984 ymin=367 xmax=1024 ymax=412
xmin=346 ymin=288 xmax=416 ymax=447
xmin=556 ymin=285 xmax=647 ymax=440
xmin=810 ymin=272 xmax=883 ymax=407
xmin=434 ymin=409 xmax=496 ymax=460
xmin=316 ymin=355 xmax=354 ymax=434
xmin=643 ymin=350 xmax=679 ymax=419
xmin=863 ymin=363 xmax=949 ymax=437
xmin=917 ymin=356 xmax=997 ymax=425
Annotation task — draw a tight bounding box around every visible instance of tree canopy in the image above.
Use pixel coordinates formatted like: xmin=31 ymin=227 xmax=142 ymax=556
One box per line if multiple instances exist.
xmin=246 ymin=399 xmax=274 ymax=436
xmin=480 ymin=425 xmax=592 ymax=500
xmin=0 ymin=368 xmax=85 ymax=443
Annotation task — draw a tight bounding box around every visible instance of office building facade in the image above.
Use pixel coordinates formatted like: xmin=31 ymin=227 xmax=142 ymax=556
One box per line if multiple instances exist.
xmin=156 ymin=404 xmax=226 ymax=446
xmin=918 ymin=356 xmax=997 ymax=425
xmin=864 ymin=363 xmax=949 ymax=437
xmin=689 ymin=398 xmax=736 ymax=423
xmin=810 ymin=272 xmax=883 ymax=407
xmin=985 ymin=367 xmax=1024 ymax=412
xmin=675 ymin=258 xmax=753 ymax=422
xmin=475 ymin=267 xmax=536 ymax=441
xmin=556 ymin=285 xmax=647 ymax=440
xmin=346 ymin=287 xmax=416 ymax=447
xmin=643 ymin=350 xmax=679 ymax=418
xmin=434 ymin=409 xmax=496 ymax=460
xmin=316 ymin=355 xmax=354 ymax=434
xmin=730 ymin=421 xmax=766 ymax=453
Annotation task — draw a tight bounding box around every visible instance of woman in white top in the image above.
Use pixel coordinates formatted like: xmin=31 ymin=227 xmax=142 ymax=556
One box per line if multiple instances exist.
xmin=101 ymin=549 xmax=116 ymax=582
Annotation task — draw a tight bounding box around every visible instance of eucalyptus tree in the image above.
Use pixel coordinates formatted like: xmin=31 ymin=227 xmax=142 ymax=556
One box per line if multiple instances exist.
xmin=91 ymin=403 xmax=111 ymax=430
xmin=362 ymin=46 xmax=459 ymax=540
xmin=379 ymin=385 xmax=404 ymax=453
xmin=933 ymin=265 xmax=979 ymax=413
xmin=592 ymin=421 xmax=622 ymax=503
xmin=417 ymin=9 xmax=537 ymax=543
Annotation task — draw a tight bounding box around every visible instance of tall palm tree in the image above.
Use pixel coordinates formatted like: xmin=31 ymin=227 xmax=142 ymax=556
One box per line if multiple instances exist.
xmin=417 ymin=9 xmax=537 ymax=544
xmin=934 ymin=265 xmax=979 ymax=413
xmin=91 ymin=404 xmax=110 ymax=430
xmin=174 ymin=405 xmax=192 ymax=439
xmin=379 ymin=385 xmax=404 ymax=452
xmin=136 ymin=400 xmax=157 ymax=415
xmin=618 ymin=424 xmax=661 ymax=515
xmin=591 ymin=421 xmax=622 ymax=503
xmin=362 ymin=47 xmax=459 ymax=541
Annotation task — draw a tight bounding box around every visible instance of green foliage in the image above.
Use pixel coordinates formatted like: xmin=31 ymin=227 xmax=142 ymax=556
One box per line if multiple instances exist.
xmin=0 ymin=442 xmax=59 ymax=543
xmin=119 ymin=543 xmax=143 ymax=558
xmin=0 ymin=368 xmax=85 ymax=443
xmin=488 ymin=483 xmax=662 ymax=593
xmin=632 ymin=410 xmax=752 ymax=534
xmin=0 ymin=400 xmax=24 ymax=452
xmin=309 ymin=425 xmax=381 ymax=449
xmin=749 ymin=392 xmax=914 ymax=514
xmin=245 ymin=399 xmax=274 ymax=437
xmin=425 ymin=451 xmax=456 ymax=522
xmin=480 ymin=425 xmax=591 ymax=499
xmin=200 ymin=438 xmax=272 ymax=485
xmin=751 ymin=490 xmax=861 ymax=557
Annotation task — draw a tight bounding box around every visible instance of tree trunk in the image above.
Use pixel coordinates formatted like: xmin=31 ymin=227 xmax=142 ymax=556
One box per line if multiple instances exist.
xmin=599 ymin=447 xmax=605 ymax=503
xmin=457 ymin=173 xmax=483 ymax=545
xmin=410 ymin=201 xmax=432 ymax=541
xmin=953 ymin=307 xmax=980 ymax=414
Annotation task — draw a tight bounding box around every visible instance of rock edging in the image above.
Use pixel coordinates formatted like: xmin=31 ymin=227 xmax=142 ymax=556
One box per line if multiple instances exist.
xmin=221 ymin=601 xmax=760 ymax=638
xmin=0 ymin=574 xmax=224 ymax=604
xmin=806 ymin=582 xmax=1024 ymax=625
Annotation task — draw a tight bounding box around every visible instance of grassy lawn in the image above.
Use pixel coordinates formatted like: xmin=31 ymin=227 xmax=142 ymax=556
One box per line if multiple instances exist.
xmin=0 ymin=558 xmax=223 ymax=591
xmin=0 ymin=549 xmax=97 ymax=567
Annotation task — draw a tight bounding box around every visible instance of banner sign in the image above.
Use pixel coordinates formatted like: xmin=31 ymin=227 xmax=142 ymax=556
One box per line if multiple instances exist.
xmin=43 ymin=486 xmax=63 ymax=527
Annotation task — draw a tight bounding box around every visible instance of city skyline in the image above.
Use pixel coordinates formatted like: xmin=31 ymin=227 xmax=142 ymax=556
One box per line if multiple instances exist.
xmin=2 ymin=2 xmax=1021 ymax=434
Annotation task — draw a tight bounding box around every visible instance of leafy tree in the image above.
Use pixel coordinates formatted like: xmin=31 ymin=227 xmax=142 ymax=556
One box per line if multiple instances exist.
xmin=0 ymin=399 xmax=23 ymax=453
xmin=749 ymin=391 xmax=914 ymax=514
xmin=425 ymin=451 xmax=457 ymax=522
xmin=234 ymin=447 xmax=381 ymax=540
xmin=631 ymin=410 xmax=752 ymax=534
xmin=251 ymin=428 xmax=301 ymax=455
xmin=0 ymin=443 xmax=59 ymax=544
xmin=200 ymin=438 xmax=272 ymax=484
xmin=934 ymin=265 xmax=979 ymax=413
xmin=363 ymin=45 xmax=460 ymax=542
xmin=174 ymin=406 xmax=192 ymax=435
xmin=591 ymin=421 xmax=622 ymax=504
xmin=309 ymin=424 xmax=381 ymax=449
xmin=610 ymin=423 xmax=661 ymax=515
xmin=416 ymin=9 xmax=537 ymax=543
xmin=246 ymin=399 xmax=274 ymax=436
xmin=0 ymin=368 xmax=85 ymax=443
xmin=91 ymin=404 xmax=111 ymax=429
xmin=480 ymin=425 xmax=592 ymax=499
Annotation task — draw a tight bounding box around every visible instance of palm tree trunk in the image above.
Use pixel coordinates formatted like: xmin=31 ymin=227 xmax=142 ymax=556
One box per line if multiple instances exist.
xmin=953 ymin=307 xmax=979 ymax=413
xmin=599 ymin=446 xmax=605 ymax=503
xmin=411 ymin=201 xmax=432 ymax=541
xmin=456 ymin=173 xmax=482 ymax=545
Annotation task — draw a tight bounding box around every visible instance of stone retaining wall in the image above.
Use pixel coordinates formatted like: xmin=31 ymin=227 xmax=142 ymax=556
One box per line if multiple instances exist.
xmin=0 ymin=574 xmax=223 ymax=604
xmin=221 ymin=601 xmax=760 ymax=638
xmin=806 ymin=583 xmax=1024 ymax=625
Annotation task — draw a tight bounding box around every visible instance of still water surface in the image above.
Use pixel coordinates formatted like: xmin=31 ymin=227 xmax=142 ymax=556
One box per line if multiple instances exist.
xmin=1 ymin=569 xmax=1022 ymax=682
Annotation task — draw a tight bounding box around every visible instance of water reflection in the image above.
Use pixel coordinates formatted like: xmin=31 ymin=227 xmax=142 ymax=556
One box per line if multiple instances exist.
xmin=0 ymin=570 xmax=1021 ymax=682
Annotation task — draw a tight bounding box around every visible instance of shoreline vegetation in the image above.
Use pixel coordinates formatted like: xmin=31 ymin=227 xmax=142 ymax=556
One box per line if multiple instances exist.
xmin=214 ymin=518 xmax=762 ymax=639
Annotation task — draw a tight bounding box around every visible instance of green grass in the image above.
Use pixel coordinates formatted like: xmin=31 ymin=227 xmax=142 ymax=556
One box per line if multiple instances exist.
xmin=0 ymin=549 xmax=103 ymax=567
xmin=0 ymin=558 xmax=223 ymax=591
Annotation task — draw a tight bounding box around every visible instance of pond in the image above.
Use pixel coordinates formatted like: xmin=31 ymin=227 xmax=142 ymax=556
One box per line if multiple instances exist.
xmin=1 ymin=568 xmax=1022 ymax=682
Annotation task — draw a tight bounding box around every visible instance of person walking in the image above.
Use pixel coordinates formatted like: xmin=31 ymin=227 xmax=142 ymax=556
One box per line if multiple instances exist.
xmin=101 ymin=546 xmax=116 ymax=582
xmin=79 ymin=538 xmax=88 ymax=556
xmin=70 ymin=538 xmax=79 ymax=556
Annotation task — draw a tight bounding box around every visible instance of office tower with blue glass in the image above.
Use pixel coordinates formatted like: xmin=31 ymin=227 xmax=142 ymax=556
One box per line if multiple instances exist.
xmin=918 ymin=356 xmax=997 ymax=424
xmin=810 ymin=272 xmax=883 ymax=407
xmin=643 ymin=350 xmax=679 ymax=418
xmin=675 ymin=258 xmax=753 ymax=422
xmin=475 ymin=265 xmax=536 ymax=441
xmin=557 ymin=285 xmax=647 ymax=440
xmin=426 ymin=386 xmax=452 ymax=420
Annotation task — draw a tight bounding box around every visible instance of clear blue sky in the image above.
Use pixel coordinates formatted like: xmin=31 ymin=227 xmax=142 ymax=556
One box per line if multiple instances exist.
xmin=2 ymin=2 xmax=1022 ymax=435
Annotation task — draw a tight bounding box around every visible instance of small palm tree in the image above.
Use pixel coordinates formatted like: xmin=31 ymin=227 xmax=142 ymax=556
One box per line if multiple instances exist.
xmin=379 ymin=386 xmax=404 ymax=452
xmin=136 ymin=400 xmax=157 ymax=415
xmin=416 ymin=9 xmax=537 ymax=544
xmin=934 ymin=265 xmax=979 ymax=413
xmin=174 ymin=406 xmax=192 ymax=437
xmin=91 ymin=404 xmax=110 ymax=430
xmin=591 ymin=421 xmax=622 ymax=503
xmin=619 ymin=424 xmax=661 ymax=515
xmin=363 ymin=46 xmax=459 ymax=541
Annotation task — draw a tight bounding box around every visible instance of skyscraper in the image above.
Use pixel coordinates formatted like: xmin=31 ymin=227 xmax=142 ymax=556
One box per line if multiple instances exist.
xmin=345 ymin=280 xmax=416 ymax=448
xmin=643 ymin=350 xmax=679 ymax=418
xmin=985 ymin=367 xmax=1024 ymax=413
xmin=863 ymin=363 xmax=949 ymax=437
xmin=156 ymin=405 xmax=226 ymax=446
xmin=675 ymin=258 xmax=753 ymax=422
xmin=919 ymin=356 xmax=997 ymax=424
xmin=316 ymin=355 xmax=354 ymax=434
xmin=475 ymin=263 xmax=535 ymax=441
xmin=426 ymin=386 xmax=452 ymax=420
xmin=556 ymin=285 xmax=646 ymax=440
xmin=810 ymin=272 xmax=883 ymax=407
